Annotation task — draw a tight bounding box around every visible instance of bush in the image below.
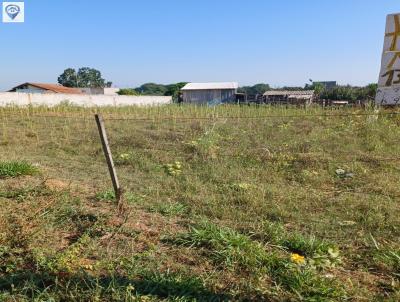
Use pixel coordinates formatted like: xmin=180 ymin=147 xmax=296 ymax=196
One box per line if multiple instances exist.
xmin=117 ymin=88 xmax=139 ymax=96
xmin=318 ymin=84 xmax=378 ymax=101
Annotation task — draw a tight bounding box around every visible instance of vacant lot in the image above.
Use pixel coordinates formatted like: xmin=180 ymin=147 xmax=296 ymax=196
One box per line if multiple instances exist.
xmin=0 ymin=104 xmax=399 ymax=301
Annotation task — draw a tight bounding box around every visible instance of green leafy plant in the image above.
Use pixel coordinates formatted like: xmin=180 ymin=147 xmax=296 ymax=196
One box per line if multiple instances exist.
xmin=150 ymin=202 xmax=187 ymax=217
xmin=186 ymin=126 xmax=220 ymax=158
xmin=164 ymin=161 xmax=182 ymax=176
xmin=96 ymin=189 xmax=116 ymax=201
xmin=280 ymin=233 xmax=334 ymax=257
xmin=308 ymin=248 xmax=342 ymax=271
xmin=115 ymin=152 xmax=134 ymax=165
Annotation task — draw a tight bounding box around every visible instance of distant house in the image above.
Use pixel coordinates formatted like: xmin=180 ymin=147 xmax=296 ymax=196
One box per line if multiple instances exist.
xmin=263 ymin=90 xmax=315 ymax=105
xmin=181 ymin=82 xmax=239 ymax=104
xmin=9 ymin=83 xmax=83 ymax=95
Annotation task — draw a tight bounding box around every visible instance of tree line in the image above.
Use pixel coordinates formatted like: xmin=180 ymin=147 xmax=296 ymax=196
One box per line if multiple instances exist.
xmin=57 ymin=67 xmax=378 ymax=101
xmin=312 ymin=83 xmax=378 ymax=101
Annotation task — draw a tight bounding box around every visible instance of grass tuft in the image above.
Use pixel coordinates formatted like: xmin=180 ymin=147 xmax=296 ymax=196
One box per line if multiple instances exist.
xmin=280 ymin=233 xmax=334 ymax=257
xmin=171 ymin=221 xmax=346 ymax=300
xmin=171 ymin=220 xmax=271 ymax=270
xmin=0 ymin=161 xmax=38 ymax=178
xmin=95 ymin=189 xmax=116 ymax=201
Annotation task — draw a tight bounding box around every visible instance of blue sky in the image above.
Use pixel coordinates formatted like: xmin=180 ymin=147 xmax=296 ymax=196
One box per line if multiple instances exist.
xmin=0 ymin=0 xmax=399 ymax=90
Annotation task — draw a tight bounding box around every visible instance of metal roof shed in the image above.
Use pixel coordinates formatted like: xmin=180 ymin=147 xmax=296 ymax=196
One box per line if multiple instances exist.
xmin=263 ymin=90 xmax=315 ymax=105
xmin=181 ymin=82 xmax=239 ymax=105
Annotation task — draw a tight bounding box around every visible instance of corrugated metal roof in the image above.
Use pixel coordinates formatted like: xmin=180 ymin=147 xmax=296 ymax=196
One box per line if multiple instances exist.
xmin=288 ymin=94 xmax=313 ymax=99
xmin=9 ymin=83 xmax=83 ymax=94
xmin=181 ymin=82 xmax=239 ymax=90
xmin=264 ymin=90 xmax=315 ymax=96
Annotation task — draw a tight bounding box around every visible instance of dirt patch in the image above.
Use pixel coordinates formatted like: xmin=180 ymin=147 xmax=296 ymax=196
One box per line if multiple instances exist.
xmin=45 ymin=179 xmax=71 ymax=191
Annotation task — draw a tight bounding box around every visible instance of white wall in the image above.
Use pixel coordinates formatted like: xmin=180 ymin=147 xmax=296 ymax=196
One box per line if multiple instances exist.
xmin=0 ymin=92 xmax=172 ymax=107
xmin=79 ymin=88 xmax=121 ymax=96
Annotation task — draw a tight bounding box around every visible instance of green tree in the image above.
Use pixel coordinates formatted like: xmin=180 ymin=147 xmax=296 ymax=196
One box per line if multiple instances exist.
xmin=317 ymin=84 xmax=377 ymax=101
xmin=117 ymin=88 xmax=139 ymax=96
xmin=306 ymin=82 xmax=325 ymax=95
xmin=238 ymin=83 xmax=270 ymax=95
xmin=135 ymin=83 xmax=168 ymax=95
xmin=58 ymin=67 xmax=112 ymax=88
xmin=279 ymin=86 xmax=305 ymax=91
xmin=164 ymin=82 xmax=187 ymax=102
xmin=57 ymin=68 xmax=78 ymax=88
xmin=364 ymin=83 xmax=378 ymax=99
xmin=252 ymin=83 xmax=271 ymax=94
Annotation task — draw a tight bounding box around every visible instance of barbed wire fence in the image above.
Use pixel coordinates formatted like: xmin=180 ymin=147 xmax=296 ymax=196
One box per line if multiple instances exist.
xmin=1 ymin=110 xmax=400 ymax=206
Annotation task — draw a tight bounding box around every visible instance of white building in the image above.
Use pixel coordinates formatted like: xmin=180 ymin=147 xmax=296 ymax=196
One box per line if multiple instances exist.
xmin=181 ymin=82 xmax=239 ymax=104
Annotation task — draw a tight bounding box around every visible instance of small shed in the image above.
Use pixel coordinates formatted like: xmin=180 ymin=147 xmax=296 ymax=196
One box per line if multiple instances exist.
xmin=181 ymin=82 xmax=239 ymax=105
xmin=263 ymin=90 xmax=315 ymax=105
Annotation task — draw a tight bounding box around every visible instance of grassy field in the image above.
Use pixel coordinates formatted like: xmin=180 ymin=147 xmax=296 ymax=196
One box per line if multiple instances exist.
xmin=0 ymin=104 xmax=399 ymax=301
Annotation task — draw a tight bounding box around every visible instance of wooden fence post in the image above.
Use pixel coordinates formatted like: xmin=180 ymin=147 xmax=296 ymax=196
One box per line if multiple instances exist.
xmin=95 ymin=114 xmax=122 ymax=203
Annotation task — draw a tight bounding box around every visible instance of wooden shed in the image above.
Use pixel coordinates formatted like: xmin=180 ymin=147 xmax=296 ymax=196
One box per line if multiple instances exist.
xmin=263 ymin=90 xmax=315 ymax=105
xmin=181 ymin=82 xmax=239 ymax=105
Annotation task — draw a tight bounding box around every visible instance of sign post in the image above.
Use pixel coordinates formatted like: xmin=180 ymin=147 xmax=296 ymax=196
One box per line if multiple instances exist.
xmin=376 ymin=13 xmax=400 ymax=105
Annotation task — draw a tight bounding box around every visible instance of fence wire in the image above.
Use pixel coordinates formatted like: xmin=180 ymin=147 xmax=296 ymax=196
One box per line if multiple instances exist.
xmin=0 ymin=111 xmax=400 ymax=197
xmin=1 ymin=109 xmax=400 ymax=121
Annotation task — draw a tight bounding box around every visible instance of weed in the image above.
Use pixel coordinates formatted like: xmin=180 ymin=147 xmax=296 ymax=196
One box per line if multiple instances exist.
xmin=52 ymin=194 xmax=82 ymax=226
xmin=268 ymin=260 xmax=346 ymax=301
xmin=171 ymin=221 xmax=345 ymax=300
xmin=374 ymin=249 xmax=400 ymax=279
xmin=185 ymin=125 xmax=220 ymax=159
xmin=172 ymin=220 xmax=270 ymax=270
xmin=115 ymin=152 xmax=134 ymax=166
xmin=164 ymin=162 xmax=182 ymax=176
xmin=0 ymin=161 xmax=38 ymax=178
xmin=133 ymin=271 xmax=228 ymax=301
xmin=260 ymin=220 xmax=285 ymax=243
xmin=96 ymin=189 xmax=116 ymax=201
xmin=125 ymin=192 xmax=146 ymax=205
xmin=0 ymin=245 xmax=26 ymax=274
xmin=280 ymin=233 xmax=334 ymax=257
xmin=0 ymin=270 xmax=228 ymax=301
xmin=40 ymin=234 xmax=91 ymax=273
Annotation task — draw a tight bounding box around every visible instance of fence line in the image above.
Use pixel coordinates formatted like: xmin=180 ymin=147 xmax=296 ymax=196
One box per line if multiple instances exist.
xmin=1 ymin=111 xmax=400 ymax=122
xmin=104 ymin=112 xmax=400 ymax=121
xmin=3 ymin=130 xmax=400 ymax=163
xmin=2 ymin=113 xmax=400 ymax=169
